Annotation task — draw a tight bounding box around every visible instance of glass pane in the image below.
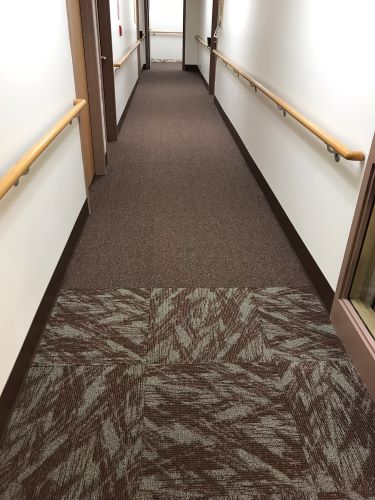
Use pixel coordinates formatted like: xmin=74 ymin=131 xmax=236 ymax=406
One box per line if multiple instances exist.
xmin=350 ymin=201 xmax=375 ymax=337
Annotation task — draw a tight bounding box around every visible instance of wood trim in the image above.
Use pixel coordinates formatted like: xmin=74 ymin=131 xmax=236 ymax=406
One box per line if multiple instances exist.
xmin=331 ymin=134 xmax=375 ymax=400
xmin=97 ymin=0 xmax=117 ymax=142
xmin=182 ymin=0 xmax=186 ymax=69
xmin=0 ymin=100 xmax=87 ymax=200
xmin=214 ymin=49 xmax=365 ymax=162
xmin=80 ymin=0 xmax=107 ymax=176
xmin=351 ymin=299 xmax=375 ymax=333
xmin=331 ymin=299 xmax=375 ymax=401
xmin=334 ymin=136 xmax=375 ymax=299
xmin=208 ymin=0 xmax=219 ymax=95
xmin=214 ymin=96 xmax=334 ymax=311
xmin=66 ymin=0 xmax=96 ymax=186
xmin=144 ymin=0 xmax=151 ymax=70
xmin=117 ymin=78 xmax=140 ymax=134
xmin=135 ymin=0 xmax=142 ymax=76
xmin=0 ymin=200 xmax=89 ymax=440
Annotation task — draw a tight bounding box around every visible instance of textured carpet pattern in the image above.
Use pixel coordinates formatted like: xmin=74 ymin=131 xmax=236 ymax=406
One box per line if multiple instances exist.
xmin=34 ymin=289 xmax=149 ymax=364
xmin=62 ymin=63 xmax=313 ymax=289
xmin=148 ymin=288 xmax=264 ymax=363
xmin=1 ymin=287 xmax=375 ymax=499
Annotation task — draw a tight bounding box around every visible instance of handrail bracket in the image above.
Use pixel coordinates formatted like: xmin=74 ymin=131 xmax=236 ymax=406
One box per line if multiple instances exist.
xmin=277 ymin=105 xmax=287 ymax=117
xmin=327 ymin=145 xmax=341 ymax=163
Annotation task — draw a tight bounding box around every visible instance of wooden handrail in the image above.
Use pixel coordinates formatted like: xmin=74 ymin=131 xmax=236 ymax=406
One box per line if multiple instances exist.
xmin=114 ymin=40 xmax=141 ymax=68
xmin=0 ymin=99 xmax=87 ymax=200
xmin=195 ymin=35 xmax=209 ymax=49
xmin=149 ymin=30 xmax=183 ymax=36
xmin=213 ymin=49 xmax=365 ymax=162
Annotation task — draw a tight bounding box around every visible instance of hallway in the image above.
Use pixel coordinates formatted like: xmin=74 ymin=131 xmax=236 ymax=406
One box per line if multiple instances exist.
xmin=1 ymin=64 xmax=374 ymax=498
xmin=63 ymin=63 xmax=310 ymax=288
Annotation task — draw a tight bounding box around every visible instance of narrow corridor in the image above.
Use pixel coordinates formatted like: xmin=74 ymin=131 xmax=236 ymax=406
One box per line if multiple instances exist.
xmin=0 ymin=65 xmax=374 ymax=498
xmin=64 ymin=63 xmax=311 ymax=288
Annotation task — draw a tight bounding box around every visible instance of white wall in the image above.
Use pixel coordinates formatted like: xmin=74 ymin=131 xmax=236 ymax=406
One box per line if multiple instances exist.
xmin=149 ymin=0 xmax=183 ymax=62
xmin=197 ymin=0 xmax=212 ymax=83
xmin=110 ymin=0 xmax=139 ymax=122
xmin=214 ymin=0 xmax=375 ymax=289
xmin=0 ymin=1 xmax=87 ymax=394
xmin=185 ymin=0 xmax=199 ymax=65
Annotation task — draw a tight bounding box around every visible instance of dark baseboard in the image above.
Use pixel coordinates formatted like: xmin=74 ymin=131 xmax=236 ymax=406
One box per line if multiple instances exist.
xmin=214 ymin=97 xmax=334 ymax=312
xmin=117 ymin=78 xmax=140 ymax=135
xmin=185 ymin=64 xmax=208 ymax=89
xmin=197 ymin=67 xmax=208 ymax=89
xmin=0 ymin=200 xmax=89 ymax=440
xmin=184 ymin=64 xmax=199 ymax=72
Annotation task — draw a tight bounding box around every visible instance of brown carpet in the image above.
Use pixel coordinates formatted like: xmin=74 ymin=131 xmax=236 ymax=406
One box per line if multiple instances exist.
xmin=63 ymin=63 xmax=312 ymax=290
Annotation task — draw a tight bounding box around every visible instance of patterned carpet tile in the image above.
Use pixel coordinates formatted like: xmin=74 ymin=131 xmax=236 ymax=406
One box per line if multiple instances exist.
xmin=140 ymin=363 xmax=315 ymax=498
xmin=148 ymin=288 xmax=266 ymax=364
xmin=34 ymin=289 xmax=150 ymax=364
xmin=33 ymin=287 xmax=344 ymax=367
xmin=2 ymin=287 xmax=371 ymax=498
xmin=0 ymin=365 xmax=144 ymax=500
xmin=280 ymin=360 xmax=375 ymax=497
xmin=253 ymin=287 xmax=347 ymax=362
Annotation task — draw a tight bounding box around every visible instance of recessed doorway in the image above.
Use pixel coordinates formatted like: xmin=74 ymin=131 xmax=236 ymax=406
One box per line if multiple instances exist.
xmin=148 ymin=0 xmax=183 ymax=65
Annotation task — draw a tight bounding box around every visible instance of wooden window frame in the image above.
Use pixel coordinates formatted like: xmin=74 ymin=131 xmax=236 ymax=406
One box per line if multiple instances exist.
xmin=331 ymin=134 xmax=375 ymax=400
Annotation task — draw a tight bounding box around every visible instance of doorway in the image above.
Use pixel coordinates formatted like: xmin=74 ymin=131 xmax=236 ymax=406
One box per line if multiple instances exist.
xmin=148 ymin=0 xmax=184 ymax=65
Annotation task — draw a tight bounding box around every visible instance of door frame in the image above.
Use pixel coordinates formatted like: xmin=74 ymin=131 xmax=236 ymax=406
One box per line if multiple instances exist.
xmin=96 ymin=0 xmax=118 ymax=142
xmin=66 ymin=0 xmax=96 ymax=185
xmin=182 ymin=0 xmax=186 ymax=69
xmin=331 ymin=134 xmax=375 ymax=401
xmin=135 ymin=0 xmax=141 ymax=75
xmin=80 ymin=0 xmax=108 ymax=174
xmin=144 ymin=0 xmax=151 ymax=69
xmin=208 ymin=0 xmax=219 ymax=94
